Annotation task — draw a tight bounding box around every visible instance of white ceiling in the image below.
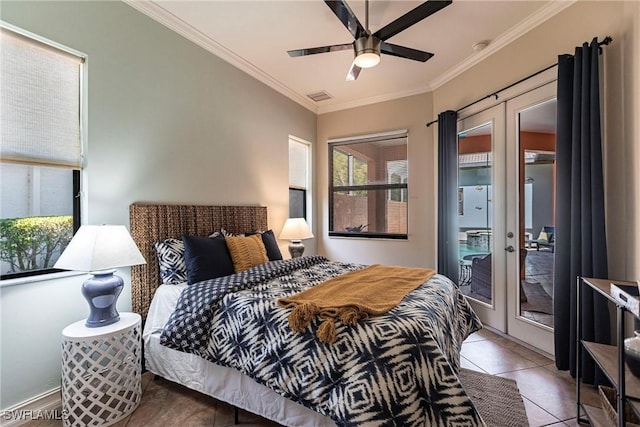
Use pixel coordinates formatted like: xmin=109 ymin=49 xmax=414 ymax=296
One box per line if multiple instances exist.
xmin=125 ymin=0 xmax=574 ymax=114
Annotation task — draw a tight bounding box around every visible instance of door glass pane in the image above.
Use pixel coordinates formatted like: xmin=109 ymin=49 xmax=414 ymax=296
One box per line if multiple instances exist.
xmin=457 ymin=123 xmax=493 ymax=304
xmin=519 ymin=99 xmax=556 ymax=328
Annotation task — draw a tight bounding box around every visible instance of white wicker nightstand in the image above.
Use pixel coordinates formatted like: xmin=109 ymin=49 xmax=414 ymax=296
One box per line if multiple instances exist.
xmin=61 ymin=312 xmax=142 ymax=427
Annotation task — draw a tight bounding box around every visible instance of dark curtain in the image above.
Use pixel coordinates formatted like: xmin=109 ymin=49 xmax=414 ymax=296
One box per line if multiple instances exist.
xmin=554 ymin=38 xmax=610 ymax=383
xmin=437 ymin=110 xmax=459 ymax=284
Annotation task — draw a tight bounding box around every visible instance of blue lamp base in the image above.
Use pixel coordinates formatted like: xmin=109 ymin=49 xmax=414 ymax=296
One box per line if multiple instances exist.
xmin=82 ymin=270 xmax=123 ymax=328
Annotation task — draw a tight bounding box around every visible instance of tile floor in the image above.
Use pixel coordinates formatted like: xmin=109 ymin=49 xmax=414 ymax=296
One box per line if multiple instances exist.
xmin=22 ymin=327 xmax=599 ymax=427
xmin=461 ymin=328 xmax=601 ymax=426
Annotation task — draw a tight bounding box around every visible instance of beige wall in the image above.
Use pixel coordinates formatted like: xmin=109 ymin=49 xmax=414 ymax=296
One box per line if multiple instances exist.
xmin=432 ymin=2 xmax=625 ymax=113
xmin=1 ymin=0 xmax=639 ymax=414
xmin=316 ymin=1 xmax=639 ymax=279
xmin=0 ymin=0 xmax=316 ymax=410
xmin=431 ymin=1 xmax=636 ymax=281
xmin=317 ymin=93 xmax=436 ymax=267
xmin=623 ymin=1 xmax=640 ymax=281
xmin=317 ymin=2 xmax=639 ymax=276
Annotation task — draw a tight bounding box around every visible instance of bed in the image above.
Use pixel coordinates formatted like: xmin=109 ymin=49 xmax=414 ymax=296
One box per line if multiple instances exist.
xmin=130 ymin=203 xmax=484 ymax=427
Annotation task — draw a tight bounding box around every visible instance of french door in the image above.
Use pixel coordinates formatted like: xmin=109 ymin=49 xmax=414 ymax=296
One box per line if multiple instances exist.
xmin=505 ymin=82 xmax=556 ymax=354
xmin=457 ymin=83 xmax=556 ymax=355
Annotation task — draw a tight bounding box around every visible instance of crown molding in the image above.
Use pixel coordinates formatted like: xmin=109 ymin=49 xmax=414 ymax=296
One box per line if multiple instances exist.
xmin=428 ymin=0 xmax=576 ymax=90
xmin=122 ymin=0 xmax=318 ymax=113
xmin=319 ymin=0 xmax=575 ymax=113
xmin=123 ymin=0 xmax=574 ymax=115
xmin=317 ymin=83 xmax=433 ymax=114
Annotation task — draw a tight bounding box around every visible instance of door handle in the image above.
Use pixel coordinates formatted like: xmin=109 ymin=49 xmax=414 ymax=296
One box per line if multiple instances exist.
xmin=505 ymin=245 xmax=515 ymax=252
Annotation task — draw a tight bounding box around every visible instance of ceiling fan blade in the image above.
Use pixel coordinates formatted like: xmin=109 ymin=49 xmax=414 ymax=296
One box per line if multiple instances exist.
xmin=324 ymin=0 xmax=367 ymax=40
xmin=288 ymin=43 xmax=354 ymax=57
xmin=381 ymin=42 xmax=434 ymax=62
xmin=346 ymin=62 xmax=362 ymax=81
xmin=373 ymin=0 xmax=452 ymax=41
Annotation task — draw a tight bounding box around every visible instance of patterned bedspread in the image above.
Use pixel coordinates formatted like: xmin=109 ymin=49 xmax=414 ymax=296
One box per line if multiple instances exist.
xmin=161 ymin=256 xmax=484 ymax=426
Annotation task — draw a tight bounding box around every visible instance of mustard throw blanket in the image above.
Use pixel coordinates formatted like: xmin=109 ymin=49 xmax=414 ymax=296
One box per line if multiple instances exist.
xmin=278 ymin=264 xmax=435 ymax=343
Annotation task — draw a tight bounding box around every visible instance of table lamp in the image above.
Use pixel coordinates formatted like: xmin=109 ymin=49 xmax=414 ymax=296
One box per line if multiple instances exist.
xmin=279 ymin=218 xmax=314 ymax=258
xmin=54 ymin=225 xmax=146 ymax=327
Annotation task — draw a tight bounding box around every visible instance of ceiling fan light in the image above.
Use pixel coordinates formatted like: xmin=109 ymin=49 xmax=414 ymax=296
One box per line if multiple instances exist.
xmin=354 ymin=36 xmax=381 ymax=69
xmin=354 ymin=52 xmax=380 ymax=68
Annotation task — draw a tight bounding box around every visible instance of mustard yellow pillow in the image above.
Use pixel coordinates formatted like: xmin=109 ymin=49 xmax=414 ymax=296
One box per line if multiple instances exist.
xmin=225 ymin=234 xmax=269 ymax=273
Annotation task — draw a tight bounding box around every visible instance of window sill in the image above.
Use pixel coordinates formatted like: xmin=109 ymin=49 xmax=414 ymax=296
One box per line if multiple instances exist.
xmin=0 ymin=270 xmax=86 ymax=288
xmin=328 ymin=232 xmax=408 ymax=240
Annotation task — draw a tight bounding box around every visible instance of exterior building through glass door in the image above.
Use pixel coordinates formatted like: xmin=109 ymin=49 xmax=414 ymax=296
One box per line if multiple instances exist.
xmin=457 ymin=104 xmax=506 ymax=332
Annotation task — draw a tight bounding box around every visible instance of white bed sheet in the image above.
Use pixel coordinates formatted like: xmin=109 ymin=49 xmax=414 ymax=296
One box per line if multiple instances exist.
xmin=142 ymin=283 xmax=334 ymax=427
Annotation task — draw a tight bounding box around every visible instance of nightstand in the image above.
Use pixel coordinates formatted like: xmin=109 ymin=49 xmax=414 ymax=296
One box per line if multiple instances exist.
xmin=61 ymin=312 xmax=142 ymax=427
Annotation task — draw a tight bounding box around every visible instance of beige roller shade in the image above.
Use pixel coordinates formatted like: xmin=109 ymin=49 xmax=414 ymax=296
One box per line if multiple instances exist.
xmin=1 ymin=27 xmax=83 ymax=168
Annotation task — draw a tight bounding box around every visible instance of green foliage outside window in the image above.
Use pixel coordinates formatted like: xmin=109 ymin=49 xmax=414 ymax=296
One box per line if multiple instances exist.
xmin=0 ymin=216 xmax=73 ymax=275
xmin=333 ymin=150 xmax=349 ymax=186
xmin=333 ymin=149 xmax=368 ymax=195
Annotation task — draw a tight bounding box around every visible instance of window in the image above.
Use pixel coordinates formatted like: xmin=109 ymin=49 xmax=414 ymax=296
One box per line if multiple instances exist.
xmin=329 ymin=130 xmax=408 ymax=239
xmin=289 ymin=136 xmax=311 ymax=220
xmin=0 ymin=24 xmax=85 ymax=280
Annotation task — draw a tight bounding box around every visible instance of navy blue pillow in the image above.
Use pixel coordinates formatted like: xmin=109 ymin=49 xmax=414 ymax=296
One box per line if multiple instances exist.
xmin=247 ymin=229 xmax=282 ymax=261
xmin=182 ymin=234 xmax=235 ymax=285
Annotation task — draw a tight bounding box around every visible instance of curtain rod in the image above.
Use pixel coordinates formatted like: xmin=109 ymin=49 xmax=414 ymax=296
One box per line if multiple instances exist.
xmin=425 ymin=36 xmax=612 ymax=127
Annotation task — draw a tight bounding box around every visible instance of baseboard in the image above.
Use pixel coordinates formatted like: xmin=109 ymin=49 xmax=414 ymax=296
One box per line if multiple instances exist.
xmin=0 ymin=387 xmax=62 ymax=427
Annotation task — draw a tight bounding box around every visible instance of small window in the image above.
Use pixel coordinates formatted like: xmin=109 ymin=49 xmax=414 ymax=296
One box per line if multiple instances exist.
xmin=289 ymin=188 xmax=307 ymax=219
xmin=329 ymin=131 xmax=408 ymax=239
xmin=288 ymin=136 xmax=311 ymax=220
xmin=0 ymin=24 xmax=84 ymax=280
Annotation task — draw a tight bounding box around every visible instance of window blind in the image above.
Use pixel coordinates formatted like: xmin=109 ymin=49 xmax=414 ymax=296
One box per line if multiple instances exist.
xmin=289 ymin=138 xmax=308 ymax=189
xmin=327 ymin=129 xmax=407 ymax=145
xmin=1 ymin=27 xmax=83 ymax=168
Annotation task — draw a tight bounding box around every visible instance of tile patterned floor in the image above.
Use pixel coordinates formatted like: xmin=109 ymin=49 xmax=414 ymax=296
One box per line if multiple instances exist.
xmin=22 ymin=327 xmax=598 ymax=426
xmin=462 ymin=328 xmax=601 ymax=426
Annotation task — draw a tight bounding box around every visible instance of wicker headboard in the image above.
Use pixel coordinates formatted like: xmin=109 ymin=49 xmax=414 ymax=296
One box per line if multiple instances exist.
xmin=129 ymin=203 xmax=268 ymax=319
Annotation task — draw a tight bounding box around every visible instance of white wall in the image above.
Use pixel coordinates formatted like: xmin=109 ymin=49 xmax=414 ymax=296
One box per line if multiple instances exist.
xmin=0 ymin=0 xmax=316 ymax=410
xmin=0 ymin=166 xmax=72 ymax=219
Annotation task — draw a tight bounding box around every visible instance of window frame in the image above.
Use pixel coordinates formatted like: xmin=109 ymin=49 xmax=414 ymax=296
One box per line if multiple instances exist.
xmin=0 ymin=170 xmax=81 ymax=280
xmin=0 ymin=22 xmax=86 ymax=281
xmin=288 ymin=136 xmax=312 ymax=222
xmin=328 ymin=130 xmax=408 ymax=239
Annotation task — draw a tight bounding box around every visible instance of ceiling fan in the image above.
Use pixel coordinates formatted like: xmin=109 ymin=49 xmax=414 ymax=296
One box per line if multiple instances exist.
xmin=287 ymin=0 xmax=452 ymax=81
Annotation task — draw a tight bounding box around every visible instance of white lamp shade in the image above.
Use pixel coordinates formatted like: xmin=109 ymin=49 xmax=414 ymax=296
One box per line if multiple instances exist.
xmin=279 ymin=218 xmax=314 ymax=241
xmin=54 ymin=225 xmax=146 ymax=272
